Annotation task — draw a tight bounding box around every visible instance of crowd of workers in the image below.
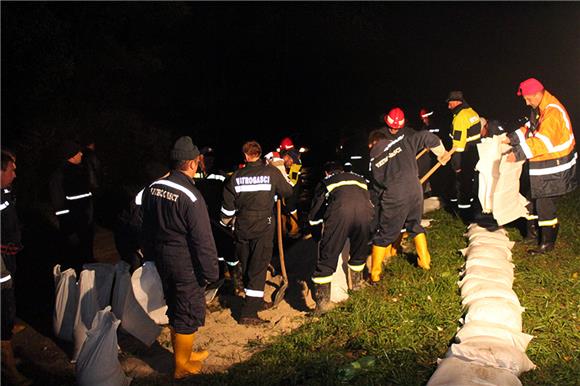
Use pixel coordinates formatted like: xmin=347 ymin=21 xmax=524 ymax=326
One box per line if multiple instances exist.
xmin=1 ymin=78 xmax=576 ymax=382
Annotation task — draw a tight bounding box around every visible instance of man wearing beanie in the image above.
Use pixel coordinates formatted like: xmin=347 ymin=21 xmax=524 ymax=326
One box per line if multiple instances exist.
xmin=141 ymin=136 xmax=219 ymax=379
xmin=504 ymin=78 xmax=577 ymax=254
xmin=220 ymin=140 xmax=293 ymax=325
xmin=49 ymin=140 xmax=95 ymax=274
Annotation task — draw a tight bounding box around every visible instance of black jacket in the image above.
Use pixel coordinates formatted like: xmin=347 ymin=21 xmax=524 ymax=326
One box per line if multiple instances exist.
xmin=1 ymin=188 xmax=20 ymax=287
xmin=142 ymin=171 xmax=219 ymax=284
xmin=221 ymin=160 xmax=293 ymax=239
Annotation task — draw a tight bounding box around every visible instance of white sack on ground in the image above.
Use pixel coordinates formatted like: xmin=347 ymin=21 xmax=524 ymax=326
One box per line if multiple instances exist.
xmin=460 ymin=272 xmax=514 ymax=290
xmin=113 ymin=261 xmax=161 ymax=346
xmin=464 ymin=298 xmax=524 ymax=332
xmin=460 ymin=245 xmax=512 ymax=261
xmin=463 ymin=265 xmax=514 ymax=286
xmin=464 ymin=258 xmax=515 ymax=272
xmin=331 ymin=240 xmax=349 ymax=303
xmin=72 ymin=269 xmax=100 ymax=362
xmin=75 ymin=306 xmax=131 ymax=386
xmin=53 ymin=265 xmax=79 ymax=342
xmin=468 ymin=237 xmax=515 ymax=250
xmin=465 ymin=223 xmax=508 ymax=237
xmin=82 ymin=263 xmax=116 ymax=309
xmin=427 ymin=357 xmax=522 ymax=386
xmin=460 ymin=280 xmax=515 ymax=301
xmin=459 ymin=277 xmax=513 ymax=297
xmin=423 ymin=196 xmax=441 ymax=214
xmin=476 ymin=137 xmax=501 ymax=213
xmin=462 ymin=287 xmax=521 ymax=308
xmin=448 ymin=339 xmax=536 ymax=376
xmin=456 ymin=321 xmax=533 ymax=352
xmin=467 ymin=231 xmax=509 ymax=243
xmin=131 ymin=261 xmax=169 ymax=325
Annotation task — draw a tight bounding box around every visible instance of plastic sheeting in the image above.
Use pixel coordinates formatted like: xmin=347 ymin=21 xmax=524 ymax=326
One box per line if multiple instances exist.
xmin=53 ymin=265 xmax=79 ymax=342
xmin=75 ymin=306 xmax=131 ymax=386
xmin=131 ymin=261 xmax=169 ymax=325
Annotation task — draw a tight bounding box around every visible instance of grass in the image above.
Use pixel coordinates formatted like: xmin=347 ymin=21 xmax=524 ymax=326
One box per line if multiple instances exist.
xmin=154 ymin=190 xmax=580 ymax=386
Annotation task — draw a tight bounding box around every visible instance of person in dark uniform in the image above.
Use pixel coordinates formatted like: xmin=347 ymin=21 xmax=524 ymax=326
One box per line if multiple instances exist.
xmin=142 ymin=136 xmax=219 ymax=379
xmin=308 ymin=161 xmax=374 ymax=314
xmin=369 ymin=108 xmax=450 ymax=283
xmin=49 ymin=140 xmax=95 ymax=275
xmin=1 ymin=150 xmax=32 ymax=386
xmin=220 ymin=141 xmax=293 ymax=325
xmin=446 ymin=91 xmax=482 ymax=222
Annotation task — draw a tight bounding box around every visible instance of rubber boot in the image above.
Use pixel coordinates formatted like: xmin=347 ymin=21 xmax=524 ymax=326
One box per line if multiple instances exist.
xmin=229 ymin=263 xmax=245 ymax=297
xmin=314 ymin=283 xmax=334 ymax=315
xmin=350 ymin=269 xmax=364 ymax=291
xmin=172 ymin=332 xmax=203 ymax=379
xmin=239 ymin=297 xmax=269 ymax=325
xmin=523 ymin=220 xmax=538 ymax=245
xmin=414 ymin=233 xmax=431 ymax=270
xmin=529 ymin=224 xmax=558 ymax=255
xmin=370 ymin=245 xmax=388 ymax=283
xmin=1 ymin=340 xmax=32 ymax=386
xmin=170 ymin=328 xmax=209 ymax=363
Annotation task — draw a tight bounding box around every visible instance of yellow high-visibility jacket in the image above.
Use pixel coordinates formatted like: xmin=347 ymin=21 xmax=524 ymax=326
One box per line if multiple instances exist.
xmin=451 ymin=105 xmax=481 ymax=152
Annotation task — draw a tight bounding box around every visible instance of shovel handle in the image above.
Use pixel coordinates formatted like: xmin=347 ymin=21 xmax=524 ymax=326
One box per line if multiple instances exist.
xmin=416 ymin=148 xmax=429 ymax=160
xmin=276 ymin=200 xmax=288 ymax=280
xmin=420 ymin=148 xmax=456 ymax=185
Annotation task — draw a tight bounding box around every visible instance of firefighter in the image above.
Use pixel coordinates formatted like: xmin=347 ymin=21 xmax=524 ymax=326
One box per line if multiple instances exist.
xmin=220 ymin=141 xmax=293 ymax=325
xmin=49 ymin=140 xmax=95 ymax=275
xmin=1 ymin=150 xmax=32 ymax=386
xmin=142 ymin=136 xmax=219 ymax=379
xmin=308 ymin=161 xmax=374 ymax=314
xmin=504 ymin=78 xmax=577 ymax=254
xmin=446 ymin=90 xmax=482 ymax=222
xmin=278 ymin=137 xmax=303 ymax=238
xmin=369 ymin=108 xmax=450 ymax=283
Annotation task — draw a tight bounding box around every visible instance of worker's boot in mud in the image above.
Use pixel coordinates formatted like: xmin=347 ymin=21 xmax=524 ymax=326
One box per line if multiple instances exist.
xmin=349 ymin=268 xmax=365 ymax=291
xmin=229 ymin=263 xmax=245 ymax=297
xmin=314 ymin=283 xmax=335 ymax=315
xmin=414 ymin=233 xmax=431 ymax=270
xmin=170 ymin=328 xmax=209 ymax=363
xmin=370 ymin=245 xmax=389 ymax=284
xmin=529 ymin=224 xmax=558 ymax=255
xmin=1 ymin=340 xmax=32 ymax=386
xmin=239 ymin=297 xmax=269 ymax=325
xmin=523 ymin=220 xmax=538 ymax=245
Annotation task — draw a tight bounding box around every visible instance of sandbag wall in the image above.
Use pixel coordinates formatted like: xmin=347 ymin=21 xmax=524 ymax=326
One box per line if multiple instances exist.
xmin=428 ymin=224 xmax=536 ymax=386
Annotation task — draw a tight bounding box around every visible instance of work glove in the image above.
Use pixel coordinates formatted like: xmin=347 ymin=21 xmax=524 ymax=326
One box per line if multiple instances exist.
xmin=431 ymin=144 xmax=451 ymax=165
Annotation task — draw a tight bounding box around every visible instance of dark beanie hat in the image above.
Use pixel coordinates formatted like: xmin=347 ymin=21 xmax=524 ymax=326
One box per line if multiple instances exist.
xmin=61 ymin=140 xmax=81 ymax=160
xmin=170 ymin=136 xmax=200 ymax=161
xmin=446 ymin=90 xmax=466 ymax=103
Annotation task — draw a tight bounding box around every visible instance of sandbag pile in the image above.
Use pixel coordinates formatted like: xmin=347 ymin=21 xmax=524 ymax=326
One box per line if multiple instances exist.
xmin=428 ymin=224 xmax=536 ymax=386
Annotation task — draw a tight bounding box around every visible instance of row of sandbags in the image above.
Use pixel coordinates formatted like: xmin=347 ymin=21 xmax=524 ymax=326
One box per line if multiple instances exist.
xmin=53 ymin=261 xmax=169 ymax=385
xmin=428 ymin=224 xmax=536 ymax=386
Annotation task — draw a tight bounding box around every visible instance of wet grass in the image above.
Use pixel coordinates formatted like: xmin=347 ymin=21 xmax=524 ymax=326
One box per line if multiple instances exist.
xmin=136 ymin=190 xmax=580 ymax=386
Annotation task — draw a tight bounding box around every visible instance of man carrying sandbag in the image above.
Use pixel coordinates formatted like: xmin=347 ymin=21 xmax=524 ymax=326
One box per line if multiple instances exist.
xmin=142 ymin=136 xmax=219 ymax=379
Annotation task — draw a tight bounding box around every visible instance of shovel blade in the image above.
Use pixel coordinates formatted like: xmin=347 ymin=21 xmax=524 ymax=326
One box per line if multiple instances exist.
xmin=272 ymin=279 xmax=289 ymax=307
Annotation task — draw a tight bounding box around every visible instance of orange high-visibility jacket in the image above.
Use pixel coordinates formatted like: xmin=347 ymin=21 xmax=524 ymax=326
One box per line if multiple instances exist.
xmin=511 ymin=90 xmax=577 ymax=198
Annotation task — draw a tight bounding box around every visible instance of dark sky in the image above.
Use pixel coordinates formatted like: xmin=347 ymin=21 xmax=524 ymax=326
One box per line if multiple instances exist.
xmin=2 ymin=2 xmax=580 ymax=169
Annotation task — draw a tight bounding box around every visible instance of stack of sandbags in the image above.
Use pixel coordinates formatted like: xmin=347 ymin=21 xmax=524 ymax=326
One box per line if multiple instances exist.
xmin=428 ymin=224 xmax=535 ymax=385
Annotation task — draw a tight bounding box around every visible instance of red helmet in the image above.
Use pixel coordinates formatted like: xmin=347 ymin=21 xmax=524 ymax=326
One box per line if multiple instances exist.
xmin=279 ymin=137 xmax=294 ymax=151
xmin=419 ymin=108 xmax=433 ymax=119
xmin=385 ymin=107 xmax=405 ymax=129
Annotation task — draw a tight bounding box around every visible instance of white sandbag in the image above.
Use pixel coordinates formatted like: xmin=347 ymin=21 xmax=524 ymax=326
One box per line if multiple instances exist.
xmin=456 ymin=321 xmax=533 ymax=352
xmin=460 ymin=280 xmax=514 ymax=301
xmin=113 ymin=262 xmax=161 ymax=346
xmin=469 ymin=237 xmax=515 ymax=250
xmin=427 ymin=356 xmax=522 ymax=386
xmin=468 ymin=232 xmax=510 ymax=243
xmin=459 ymin=277 xmax=512 ymax=296
xmin=131 ymin=261 xmax=169 ymax=325
xmin=72 ymin=269 xmax=101 ymax=362
xmin=75 ymin=306 xmax=131 ymax=386
xmin=464 ymin=258 xmax=515 ymax=272
xmin=463 ymin=265 xmax=514 ymax=286
xmin=462 ymin=287 xmax=521 ymax=308
xmin=53 ymin=265 xmax=79 ymax=342
xmin=448 ymin=339 xmax=536 ymax=376
xmin=465 ymin=223 xmax=508 ymax=237
xmin=460 ymin=245 xmax=512 ymax=261
xmin=82 ymin=263 xmax=116 ymax=309
xmin=331 ymin=240 xmax=350 ymax=303
xmin=464 ymin=298 xmax=524 ymax=331
xmin=423 ymin=196 xmax=441 ymax=214
xmin=460 ymin=272 xmax=513 ymax=290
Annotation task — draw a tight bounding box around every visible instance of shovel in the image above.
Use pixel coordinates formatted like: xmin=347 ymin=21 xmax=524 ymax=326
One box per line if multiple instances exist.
xmin=273 ymin=199 xmax=289 ymax=307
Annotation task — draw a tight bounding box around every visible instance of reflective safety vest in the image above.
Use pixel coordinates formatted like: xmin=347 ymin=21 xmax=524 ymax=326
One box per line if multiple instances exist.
xmin=451 ymin=105 xmax=481 ymax=152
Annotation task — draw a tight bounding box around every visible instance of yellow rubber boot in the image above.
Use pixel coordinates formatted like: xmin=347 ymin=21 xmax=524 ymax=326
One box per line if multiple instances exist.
xmin=172 ymin=332 xmax=203 ymax=379
xmin=414 ymin=233 xmax=431 ymax=270
xmin=171 ymin=328 xmax=209 ymax=363
xmin=370 ymin=245 xmax=389 ymax=283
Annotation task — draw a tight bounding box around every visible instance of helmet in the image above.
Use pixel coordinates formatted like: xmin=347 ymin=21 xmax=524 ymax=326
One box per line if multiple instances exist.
xmin=384 ymin=107 xmax=405 ymax=129
xmin=279 ymin=137 xmax=294 ymax=151
xmin=419 ymin=108 xmax=433 ymax=119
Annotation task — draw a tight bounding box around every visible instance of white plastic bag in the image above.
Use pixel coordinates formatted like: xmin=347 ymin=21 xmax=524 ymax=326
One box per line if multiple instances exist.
xmin=131 ymin=261 xmax=169 ymax=325
xmin=448 ymin=339 xmax=536 ymax=375
xmin=464 ymin=258 xmax=515 ymax=272
xmin=469 ymin=237 xmax=515 ymax=250
xmin=53 ymin=265 xmax=79 ymax=342
xmin=427 ymin=356 xmax=522 ymax=386
xmin=75 ymin=306 xmax=131 ymax=386
xmin=462 ymin=287 xmax=521 ymax=308
xmin=463 ymin=265 xmax=514 ymax=286
xmin=464 ymin=298 xmax=524 ymax=333
xmin=465 ymin=224 xmax=508 ymax=237
xmin=468 ymin=231 xmax=509 ymax=243
xmin=456 ymin=321 xmax=534 ymax=352
xmin=72 ymin=269 xmax=100 ymax=362
xmin=82 ymin=263 xmax=116 ymax=309
xmin=460 ymin=245 xmax=512 ymax=261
